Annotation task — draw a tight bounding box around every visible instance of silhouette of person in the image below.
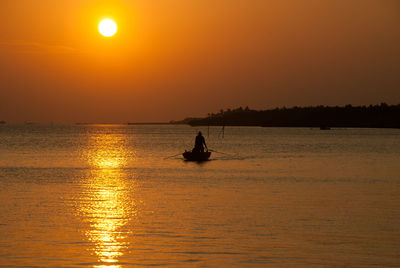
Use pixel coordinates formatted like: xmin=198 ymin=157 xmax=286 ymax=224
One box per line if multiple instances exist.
xmin=193 ymin=131 xmax=207 ymax=153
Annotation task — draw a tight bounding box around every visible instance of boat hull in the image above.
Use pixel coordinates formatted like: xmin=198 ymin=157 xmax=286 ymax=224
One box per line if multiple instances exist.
xmin=182 ymin=151 xmax=211 ymax=161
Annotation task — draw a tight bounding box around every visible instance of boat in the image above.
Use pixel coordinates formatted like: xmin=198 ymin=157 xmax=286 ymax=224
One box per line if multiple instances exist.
xmin=182 ymin=150 xmax=211 ymax=161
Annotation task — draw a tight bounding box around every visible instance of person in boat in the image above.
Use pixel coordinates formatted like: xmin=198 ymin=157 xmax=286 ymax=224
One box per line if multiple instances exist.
xmin=193 ymin=131 xmax=207 ymax=153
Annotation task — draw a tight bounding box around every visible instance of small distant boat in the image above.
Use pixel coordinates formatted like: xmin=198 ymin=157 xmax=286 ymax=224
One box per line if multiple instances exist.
xmin=183 ymin=151 xmax=211 ymax=161
xmin=320 ymin=126 xmax=331 ymax=130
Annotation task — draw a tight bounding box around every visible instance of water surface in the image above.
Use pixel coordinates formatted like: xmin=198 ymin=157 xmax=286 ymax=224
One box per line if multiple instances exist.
xmin=0 ymin=125 xmax=399 ymax=267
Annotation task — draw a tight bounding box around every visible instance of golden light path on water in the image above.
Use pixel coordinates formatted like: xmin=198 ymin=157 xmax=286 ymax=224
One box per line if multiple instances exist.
xmin=78 ymin=129 xmax=136 ymax=267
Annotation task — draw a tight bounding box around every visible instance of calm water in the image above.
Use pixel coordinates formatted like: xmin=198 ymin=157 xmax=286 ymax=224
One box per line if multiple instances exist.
xmin=0 ymin=124 xmax=399 ymax=267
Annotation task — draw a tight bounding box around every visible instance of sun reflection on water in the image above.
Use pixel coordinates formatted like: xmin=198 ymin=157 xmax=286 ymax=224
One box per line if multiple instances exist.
xmin=78 ymin=131 xmax=137 ymax=267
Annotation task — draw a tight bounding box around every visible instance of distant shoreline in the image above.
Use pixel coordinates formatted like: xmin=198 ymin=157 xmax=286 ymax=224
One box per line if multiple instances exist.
xmin=171 ymin=103 xmax=400 ymax=129
xmin=0 ymin=123 xmax=399 ymax=129
xmin=2 ymin=103 xmax=400 ymax=128
xmin=76 ymin=122 xmax=172 ymax=125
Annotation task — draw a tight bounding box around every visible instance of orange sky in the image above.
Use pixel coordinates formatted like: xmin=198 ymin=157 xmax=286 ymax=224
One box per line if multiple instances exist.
xmin=1 ymin=0 xmax=399 ymax=123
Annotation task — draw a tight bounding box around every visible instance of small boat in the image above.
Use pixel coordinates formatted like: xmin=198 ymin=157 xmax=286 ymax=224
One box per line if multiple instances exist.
xmin=183 ymin=151 xmax=211 ymax=161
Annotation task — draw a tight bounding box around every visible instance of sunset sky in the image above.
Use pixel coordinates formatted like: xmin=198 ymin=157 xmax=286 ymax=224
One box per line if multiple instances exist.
xmin=1 ymin=0 xmax=399 ymax=123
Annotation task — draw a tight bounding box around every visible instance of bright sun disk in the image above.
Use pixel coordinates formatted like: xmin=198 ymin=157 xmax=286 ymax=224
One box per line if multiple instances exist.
xmin=99 ymin=19 xmax=117 ymax=37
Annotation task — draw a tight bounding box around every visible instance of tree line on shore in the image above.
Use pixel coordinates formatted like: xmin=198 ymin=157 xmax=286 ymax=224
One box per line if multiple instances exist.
xmin=171 ymin=103 xmax=400 ymax=128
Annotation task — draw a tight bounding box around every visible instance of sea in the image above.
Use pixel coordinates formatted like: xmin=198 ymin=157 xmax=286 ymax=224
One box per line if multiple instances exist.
xmin=0 ymin=124 xmax=399 ymax=267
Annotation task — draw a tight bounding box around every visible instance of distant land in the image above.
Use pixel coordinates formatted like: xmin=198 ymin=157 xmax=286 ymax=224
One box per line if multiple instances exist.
xmin=75 ymin=122 xmax=171 ymax=125
xmin=171 ymin=103 xmax=400 ymax=128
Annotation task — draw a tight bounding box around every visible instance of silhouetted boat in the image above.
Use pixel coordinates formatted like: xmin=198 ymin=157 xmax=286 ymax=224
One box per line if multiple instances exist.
xmin=320 ymin=126 xmax=331 ymax=130
xmin=183 ymin=151 xmax=211 ymax=161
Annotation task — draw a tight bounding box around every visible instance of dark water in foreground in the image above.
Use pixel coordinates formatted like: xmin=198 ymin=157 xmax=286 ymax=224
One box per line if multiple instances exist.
xmin=0 ymin=125 xmax=399 ymax=267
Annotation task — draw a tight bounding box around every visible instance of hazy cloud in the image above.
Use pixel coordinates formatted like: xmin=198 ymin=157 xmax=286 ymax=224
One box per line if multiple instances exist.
xmin=0 ymin=40 xmax=78 ymax=54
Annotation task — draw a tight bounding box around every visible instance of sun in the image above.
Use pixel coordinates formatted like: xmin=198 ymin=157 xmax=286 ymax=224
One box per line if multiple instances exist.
xmin=98 ymin=19 xmax=117 ymax=37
